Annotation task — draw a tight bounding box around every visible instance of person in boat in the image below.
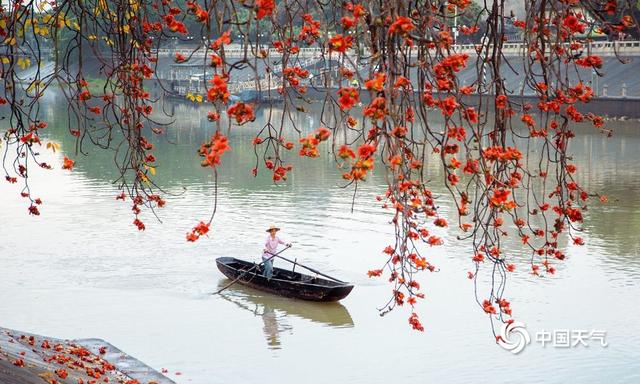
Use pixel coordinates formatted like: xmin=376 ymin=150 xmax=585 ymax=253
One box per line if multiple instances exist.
xmin=263 ymin=225 xmax=291 ymax=280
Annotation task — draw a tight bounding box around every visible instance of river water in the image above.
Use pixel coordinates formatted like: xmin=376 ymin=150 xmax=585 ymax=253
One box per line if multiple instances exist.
xmin=1 ymin=94 xmax=639 ymax=383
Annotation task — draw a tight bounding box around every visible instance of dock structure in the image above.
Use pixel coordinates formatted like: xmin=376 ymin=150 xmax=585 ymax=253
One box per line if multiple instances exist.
xmin=159 ymin=40 xmax=640 ymax=100
xmin=157 ymin=40 xmax=640 ymax=116
xmin=163 ymin=51 xmax=330 ymax=102
xmin=0 ymin=327 xmax=174 ymax=384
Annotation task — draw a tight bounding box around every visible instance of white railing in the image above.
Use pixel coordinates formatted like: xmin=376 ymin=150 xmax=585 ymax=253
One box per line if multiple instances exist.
xmin=227 ymin=76 xmax=281 ymax=93
xmin=450 ymin=40 xmax=640 ymax=56
xmin=155 ymin=40 xmax=640 ymax=59
xmin=155 ymin=45 xmax=324 ymax=59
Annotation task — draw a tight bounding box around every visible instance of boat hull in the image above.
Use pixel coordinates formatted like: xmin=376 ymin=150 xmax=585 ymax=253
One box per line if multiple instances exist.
xmin=216 ymin=257 xmax=353 ymax=302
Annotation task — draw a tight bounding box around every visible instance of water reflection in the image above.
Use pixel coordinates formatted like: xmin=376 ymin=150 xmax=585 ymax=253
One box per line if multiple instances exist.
xmin=261 ymin=306 xmax=286 ymax=349
xmin=217 ymin=279 xmax=354 ymax=349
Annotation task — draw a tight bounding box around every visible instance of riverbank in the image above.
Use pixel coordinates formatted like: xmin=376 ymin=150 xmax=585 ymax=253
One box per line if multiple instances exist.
xmin=161 ymin=83 xmax=640 ymax=119
xmin=0 ymin=327 xmax=174 ymax=384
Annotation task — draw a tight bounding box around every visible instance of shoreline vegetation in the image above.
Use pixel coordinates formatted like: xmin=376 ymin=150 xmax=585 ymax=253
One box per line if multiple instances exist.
xmin=0 ymin=327 xmax=173 ymax=384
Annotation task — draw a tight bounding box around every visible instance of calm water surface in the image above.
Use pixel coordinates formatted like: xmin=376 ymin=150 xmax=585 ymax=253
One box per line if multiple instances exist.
xmin=1 ymin=94 xmax=639 ymax=383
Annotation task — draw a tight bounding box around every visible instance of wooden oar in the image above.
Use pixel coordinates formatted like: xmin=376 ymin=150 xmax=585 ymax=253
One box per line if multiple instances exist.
xmin=266 ymin=251 xmax=348 ymax=284
xmin=214 ymin=245 xmax=292 ymax=295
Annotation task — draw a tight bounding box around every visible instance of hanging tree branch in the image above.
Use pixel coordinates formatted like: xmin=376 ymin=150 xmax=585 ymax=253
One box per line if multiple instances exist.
xmin=1 ymin=0 xmax=632 ymax=336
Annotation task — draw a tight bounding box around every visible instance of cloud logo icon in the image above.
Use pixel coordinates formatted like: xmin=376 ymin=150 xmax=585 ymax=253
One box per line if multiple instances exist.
xmin=498 ymin=321 xmax=531 ymax=354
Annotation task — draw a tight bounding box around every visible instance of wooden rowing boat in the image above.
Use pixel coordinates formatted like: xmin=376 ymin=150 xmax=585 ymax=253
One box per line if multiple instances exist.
xmin=215 ymin=257 xmax=354 ymax=302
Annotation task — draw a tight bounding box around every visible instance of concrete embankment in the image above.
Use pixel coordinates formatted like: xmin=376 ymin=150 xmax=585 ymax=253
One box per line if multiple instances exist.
xmin=301 ymin=87 xmax=640 ymax=119
xmin=0 ymin=327 xmax=174 ymax=384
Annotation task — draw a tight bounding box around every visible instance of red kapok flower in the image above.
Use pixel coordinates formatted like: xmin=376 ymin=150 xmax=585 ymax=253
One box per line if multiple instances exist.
xmin=55 ymin=369 xmax=68 ymax=379
xmin=207 ymin=75 xmax=230 ymax=104
xmin=338 ymin=145 xmax=356 ymax=160
xmin=227 ymin=102 xmax=255 ymax=125
xmin=439 ymin=96 xmax=459 ymax=117
xmin=496 ymin=94 xmax=508 ymax=109
xmin=389 ymin=16 xmax=414 ymax=35
xmin=563 ymin=14 xmax=586 ymax=34
xmin=482 ymin=299 xmax=497 ymax=314
xmin=328 ymin=34 xmax=353 ymax=53
xmin=357 ymin=143 xmax=376 ymax=158
xmin=62 ymin=157 xmax=75 ymax=170
xmin=200 ymin=132 xmax=231 ymax=167
xmin=367 ymin=269 xmax=383 ymax=277
xmin=255 ymin=0 xmax=275 ymax=20
xmin=210 ymin=30 xmax=231 ymax=51
xmin=315 ymin=127 xmax=331 ymax=141
xmin=337 ymin=87 xmax=359 ymax=110
xmin=408 ymin=312 xmax=424 ymax=331
xmin=363 ymin=97 xmax=388 ymax=120
xmin=490 ymin=188 xmax=511 ymax=207
xmin=364 ymin=72 xmax=386 ymax=92
xmin=576 ymin=55 xmax=603 ymax=69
